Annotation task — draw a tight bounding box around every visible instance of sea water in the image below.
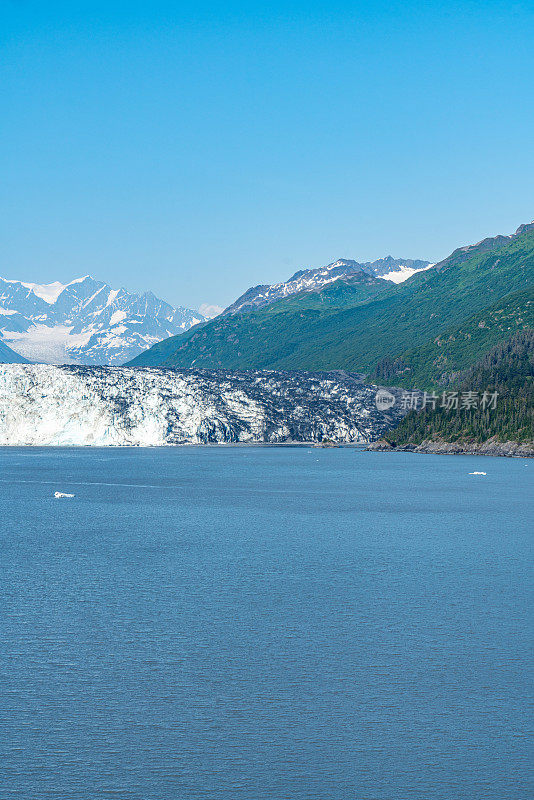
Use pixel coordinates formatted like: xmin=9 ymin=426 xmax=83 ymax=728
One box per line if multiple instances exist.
xmin=1 ymin=446 xmax=532 ymax=800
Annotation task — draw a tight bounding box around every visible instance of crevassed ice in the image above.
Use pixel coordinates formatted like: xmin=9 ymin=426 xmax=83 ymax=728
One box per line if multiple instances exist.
xmin=0 ymin=364 xmax=404 ymax=446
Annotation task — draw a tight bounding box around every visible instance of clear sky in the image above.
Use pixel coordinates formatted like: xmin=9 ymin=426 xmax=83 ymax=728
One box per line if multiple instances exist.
xmin=1 ymin=1 xmax=533 ymax=311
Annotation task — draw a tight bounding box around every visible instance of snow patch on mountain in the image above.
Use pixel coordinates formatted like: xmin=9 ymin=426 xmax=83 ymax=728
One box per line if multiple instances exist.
xmin=0 ymin=276 xmax=205 ymax=365
xmin=5 ymin=324 xmax=92 ymax=364
xmin=223 ymin=256 xmax=432 ymax=314
xmin=199 ymin=302 xmax=224 ymax=319
xmin=380 ymin=263 xmax=435 ymax=284
xmin=18 ymin=280 xmax=67 ymax=304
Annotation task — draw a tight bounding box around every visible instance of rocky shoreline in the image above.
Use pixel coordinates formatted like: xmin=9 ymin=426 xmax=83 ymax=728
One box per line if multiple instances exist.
xmin=367 ymin=437 xmax=534 ymax=458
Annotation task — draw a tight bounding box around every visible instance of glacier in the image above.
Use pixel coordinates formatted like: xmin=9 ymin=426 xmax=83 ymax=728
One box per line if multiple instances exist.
xmin=0 ymin=365 xmax=406 ymax=446
xmin=0 ymin=276 xmax=205 ymax=365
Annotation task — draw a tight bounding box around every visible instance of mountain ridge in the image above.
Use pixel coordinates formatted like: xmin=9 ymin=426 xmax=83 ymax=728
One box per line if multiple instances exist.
xmin=128 ymin=222 xmax=534 ymax=376
xmin=223 ymin=256 xmax=432 ymax=315
xmin=0 ymin=339 xmax=28 ymax=364
xmin=0 ymin=275 xmax=205 ymax=365
xmin=434 ymin=221 xmax=534 ymax=271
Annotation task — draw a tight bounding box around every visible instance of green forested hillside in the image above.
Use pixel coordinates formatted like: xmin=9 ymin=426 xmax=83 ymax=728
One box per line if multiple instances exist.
xmin=374 ymin=286 xmax=534 ymax=389
xmin=129 ymin=223 xmax=534 ymax=376
xmin=383 ymin=329 xmax=534 ymax=445
xmin=263 ymin=271 xmax=395 ymax=311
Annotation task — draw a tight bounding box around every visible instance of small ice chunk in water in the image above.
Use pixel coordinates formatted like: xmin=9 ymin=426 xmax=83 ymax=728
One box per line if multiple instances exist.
xmin=468 ymin=472 xmax=486 ymax=476
xmin=54 ymin=491 xmax=75 ymax=498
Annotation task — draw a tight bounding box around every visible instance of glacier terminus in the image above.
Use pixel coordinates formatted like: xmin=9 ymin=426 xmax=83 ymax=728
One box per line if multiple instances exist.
xmin=0 ymin=365 xmax=407 ymax=446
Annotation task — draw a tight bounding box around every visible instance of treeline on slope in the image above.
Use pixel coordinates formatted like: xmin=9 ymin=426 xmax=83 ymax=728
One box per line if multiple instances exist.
xmin=373 ymin=286 xmax=534 ymax=389
xmin=383 ymin=329 xmax=534 ymax=445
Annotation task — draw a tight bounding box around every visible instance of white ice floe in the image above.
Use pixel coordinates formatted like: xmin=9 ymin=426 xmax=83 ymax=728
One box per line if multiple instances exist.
xmin=468 ymin=472 xmax=487 ymax=475
xmin=54 ymin=491 xmax=75 ymax=498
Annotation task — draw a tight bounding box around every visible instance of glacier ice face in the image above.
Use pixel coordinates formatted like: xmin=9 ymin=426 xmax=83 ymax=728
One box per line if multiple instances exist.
xmin=0 ymin=365 xmax=406 ymax=446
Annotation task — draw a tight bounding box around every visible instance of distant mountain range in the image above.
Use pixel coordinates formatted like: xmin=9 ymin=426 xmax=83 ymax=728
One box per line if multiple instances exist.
xmin=0 ymin=256 xmax=431 ymax=365
xmin=4 ymin=222 xmax=533 ymax=380
xmin=223 ymin=257 xmax=432 ymax=315
xmin=129 ymin=223 xmax=534 ymax=385
xmin=0 ymin=276 xmax=205 ymax=365
xmin=2 ymin=225 xmax=531 ymax=450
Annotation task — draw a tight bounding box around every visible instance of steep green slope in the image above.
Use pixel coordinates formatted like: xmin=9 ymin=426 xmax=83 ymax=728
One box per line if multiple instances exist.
xmin=128 ymin=275 xmax=398 ymax=367
xmin=374 ymin=286 xmax=534 ymax=389
xmin=380 ymin=329 xmax=533 ymax=446
xmin=129 ymin=223 xmax=534 ymax=373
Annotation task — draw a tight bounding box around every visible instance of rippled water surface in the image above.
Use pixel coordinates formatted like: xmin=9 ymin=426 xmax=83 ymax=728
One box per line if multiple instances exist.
xmin=1 ymin=446 xmax=532 ymax=800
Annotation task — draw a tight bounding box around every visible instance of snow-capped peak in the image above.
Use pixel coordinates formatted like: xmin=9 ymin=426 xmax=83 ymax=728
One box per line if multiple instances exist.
xmin=0 ymin=276 xmax=206 ymax=365
xmin=23 ymin=280 xmax=66 ymax=304
xmin=1 ymin=278 xmax=67 ymax=305
xmin=223 ymin=256 xmax=433 ymax=315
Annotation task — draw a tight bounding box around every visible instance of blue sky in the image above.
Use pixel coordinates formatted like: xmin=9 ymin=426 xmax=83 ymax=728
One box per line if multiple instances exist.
xmin=1 ymin=1 xmax=533 ymax=310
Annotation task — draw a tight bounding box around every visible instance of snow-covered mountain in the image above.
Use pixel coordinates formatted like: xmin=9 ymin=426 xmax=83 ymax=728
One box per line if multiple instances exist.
xmin=223 ymin=257 xmax=433 ymax=315
xmin=0 ymin=276 xmax=205 ymax=365
xmin=0 ymin=365 xmax=408 ymax=446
